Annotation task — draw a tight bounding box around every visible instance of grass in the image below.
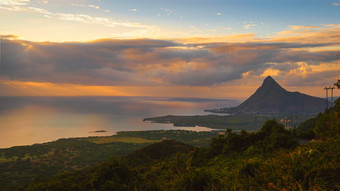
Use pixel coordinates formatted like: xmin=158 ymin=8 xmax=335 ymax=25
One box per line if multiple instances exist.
xmin=0 ymin=157 xmax=14 ymax=162
xmin=88 ymin=136 xmax=160 ymax=144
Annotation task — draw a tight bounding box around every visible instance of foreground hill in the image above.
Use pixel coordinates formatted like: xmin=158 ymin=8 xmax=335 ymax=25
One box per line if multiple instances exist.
xmin=207 ymin=76 xmax=328 ymax=114
xmin=0 ymin=130 xmax=218 ymax=189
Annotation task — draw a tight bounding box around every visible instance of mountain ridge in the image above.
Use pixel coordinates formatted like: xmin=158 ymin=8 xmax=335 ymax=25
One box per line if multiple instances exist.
xmin=207 ymin=76 xmax=328 ymax=114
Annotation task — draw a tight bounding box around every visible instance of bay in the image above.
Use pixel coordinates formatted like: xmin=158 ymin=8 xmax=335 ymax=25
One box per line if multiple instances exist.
xmin=0 ymin=96 xmax=239 ymax=148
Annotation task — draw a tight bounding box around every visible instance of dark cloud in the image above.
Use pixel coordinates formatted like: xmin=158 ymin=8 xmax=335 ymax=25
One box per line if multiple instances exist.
xmin=284 ymin=70 xmax=340 ymax=86
xmin=0 ymin=37 xmax=339 ymax=86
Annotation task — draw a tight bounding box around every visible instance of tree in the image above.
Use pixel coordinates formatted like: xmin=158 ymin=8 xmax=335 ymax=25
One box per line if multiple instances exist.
xmin=334 ymin=79 xmax=340 ymax=89
xmin=314 ymin=98 xmax=340 ymax=139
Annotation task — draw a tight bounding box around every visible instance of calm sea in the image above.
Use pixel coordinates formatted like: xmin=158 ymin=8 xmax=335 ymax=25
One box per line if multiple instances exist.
xmin=0 ymin=96 xmax=239 ymax=148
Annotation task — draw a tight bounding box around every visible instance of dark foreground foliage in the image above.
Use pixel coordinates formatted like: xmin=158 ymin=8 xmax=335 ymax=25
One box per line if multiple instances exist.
xmin=0 ymin=130 xmax=219 ymax=188
xmin=297 ymin=97 xmax=340 ymax=139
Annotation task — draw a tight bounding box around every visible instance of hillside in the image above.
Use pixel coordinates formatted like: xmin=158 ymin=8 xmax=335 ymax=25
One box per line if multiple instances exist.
xmin=207 ymin=76 xmax=328 ymax=114
xmin=0 ymin=130 xmax=219 ymax=189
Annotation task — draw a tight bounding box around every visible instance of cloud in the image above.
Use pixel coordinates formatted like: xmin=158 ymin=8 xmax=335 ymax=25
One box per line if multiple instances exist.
xmin=1 ymin=34 xmax=339 ymax=89
xmin=0 ymin=34 xmax=19 ymax=39
xmin=271 ymin=25 xmax=340 ymax=44
xmin=288 ymin=25 xmax=320 ymax=30
xmin=0 ymin=24 xmax=339 ymax=91
xmin=0 ymin=0 xmax=30 ymax=6
xmin=160 ymin=8 xmax=182 ymax=17
xmin=28 ymin=6 xmax=50 ymax=14
xmin=261 ymin=68 xmax=280 ymax=77
xmin=71 ymin=3 xmax=100 ymax=10
xmin=0 ymin=3 xmax=156 ymax=31
xmin=243 ymin=24 xmax=256 ymax=30
xmin=89 ymin=4 xmax=99 ymax=9
xmin=56 ymin=13 xmax=153 ymax=28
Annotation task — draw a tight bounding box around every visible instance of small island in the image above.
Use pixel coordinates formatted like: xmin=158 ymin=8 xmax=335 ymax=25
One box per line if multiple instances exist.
xmin=89 ymin=130 xmax=107 ymax=133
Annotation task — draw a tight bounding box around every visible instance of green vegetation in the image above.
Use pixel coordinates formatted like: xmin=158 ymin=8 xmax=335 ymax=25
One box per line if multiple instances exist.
xmin=5 ymin=98 xmax=338 ymax=190
xmin=0 ymin=130 xmax=220 ymax=189
xmin=115 ymin=130 xmax=221 ymax=146
xmin=296 ymin=98 xmax=340 ymax=140
xmin=144 ymin=114 xmax=310 ymax=130
xmin=88 ymin=137 xmax=158 ymax=144
xmin=0 ymin=139 xmax=149 ymax=189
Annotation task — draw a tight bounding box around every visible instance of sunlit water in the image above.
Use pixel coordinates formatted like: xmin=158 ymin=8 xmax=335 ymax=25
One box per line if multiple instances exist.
xmin=0 ymin=96 xmax=239 ymax=148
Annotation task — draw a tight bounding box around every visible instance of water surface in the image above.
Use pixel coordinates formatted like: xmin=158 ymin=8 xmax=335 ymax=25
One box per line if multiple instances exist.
xmin=0 ymin=96 xmax=239 ymax=148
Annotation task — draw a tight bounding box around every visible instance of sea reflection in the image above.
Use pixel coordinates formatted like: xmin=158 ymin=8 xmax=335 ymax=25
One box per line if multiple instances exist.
xmin=0 ymin=96 xmax=239 ymax=148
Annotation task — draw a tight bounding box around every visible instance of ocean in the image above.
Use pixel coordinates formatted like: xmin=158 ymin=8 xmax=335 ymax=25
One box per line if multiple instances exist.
xmin=0 ymin=96 xmax=239 ymax=148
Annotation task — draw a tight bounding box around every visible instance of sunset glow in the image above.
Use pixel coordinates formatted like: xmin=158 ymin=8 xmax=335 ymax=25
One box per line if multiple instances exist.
xmin=1 ymin=0 xmax=340 ymax=99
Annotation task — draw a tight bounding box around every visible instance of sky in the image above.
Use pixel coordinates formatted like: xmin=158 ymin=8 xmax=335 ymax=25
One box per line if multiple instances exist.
xmin=0 ymin=0 xmax=340 ymax=99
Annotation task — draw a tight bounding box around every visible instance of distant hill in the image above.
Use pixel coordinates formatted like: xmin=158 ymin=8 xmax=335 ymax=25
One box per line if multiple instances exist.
xmin=207 ymin=76 xmax=328 ymax=114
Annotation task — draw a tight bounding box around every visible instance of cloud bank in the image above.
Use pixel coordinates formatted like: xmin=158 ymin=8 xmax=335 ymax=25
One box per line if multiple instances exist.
xmin=1 ymin=32 xmax=339 ymax=89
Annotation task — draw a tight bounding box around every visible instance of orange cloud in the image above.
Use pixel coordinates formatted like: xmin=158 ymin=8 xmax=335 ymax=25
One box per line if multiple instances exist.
xmin=174 ymin=33 xmax=258 ymax=44
xmin=1 ymin=27 xmax=339 ymax=99
xmin=261 ymin=68 xmax=280 ymax=77
xmin=270 ymin=25 xmax=340 ymax=44
xmin=0 ymin=80 xmax=258 ymax=99
xmin=0 ymin=80 xmax=128 ymax=96
xmin=1 ymin=78 xmax=332 ymax=100
xmin=288 ymin=25 xmax=320 ymax=30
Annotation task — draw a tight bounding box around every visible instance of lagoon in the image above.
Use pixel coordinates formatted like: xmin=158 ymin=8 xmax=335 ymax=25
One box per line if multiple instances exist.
xmin=0 ymin=96 xmax=239 ymax=148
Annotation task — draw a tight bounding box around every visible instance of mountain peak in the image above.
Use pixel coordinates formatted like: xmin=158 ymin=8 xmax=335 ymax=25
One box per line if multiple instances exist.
xmin=264 ymin=75 xmax=274 ymax=82
xmin=262 ymin=75 xmax=279 ymax=86
xmin=228 ymin=76 xmax=327 ymax=114
xmin=208 ymin=75 xmax=327 ymax=114
xmin=259 ymin=75 xmax=286 ymax=94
